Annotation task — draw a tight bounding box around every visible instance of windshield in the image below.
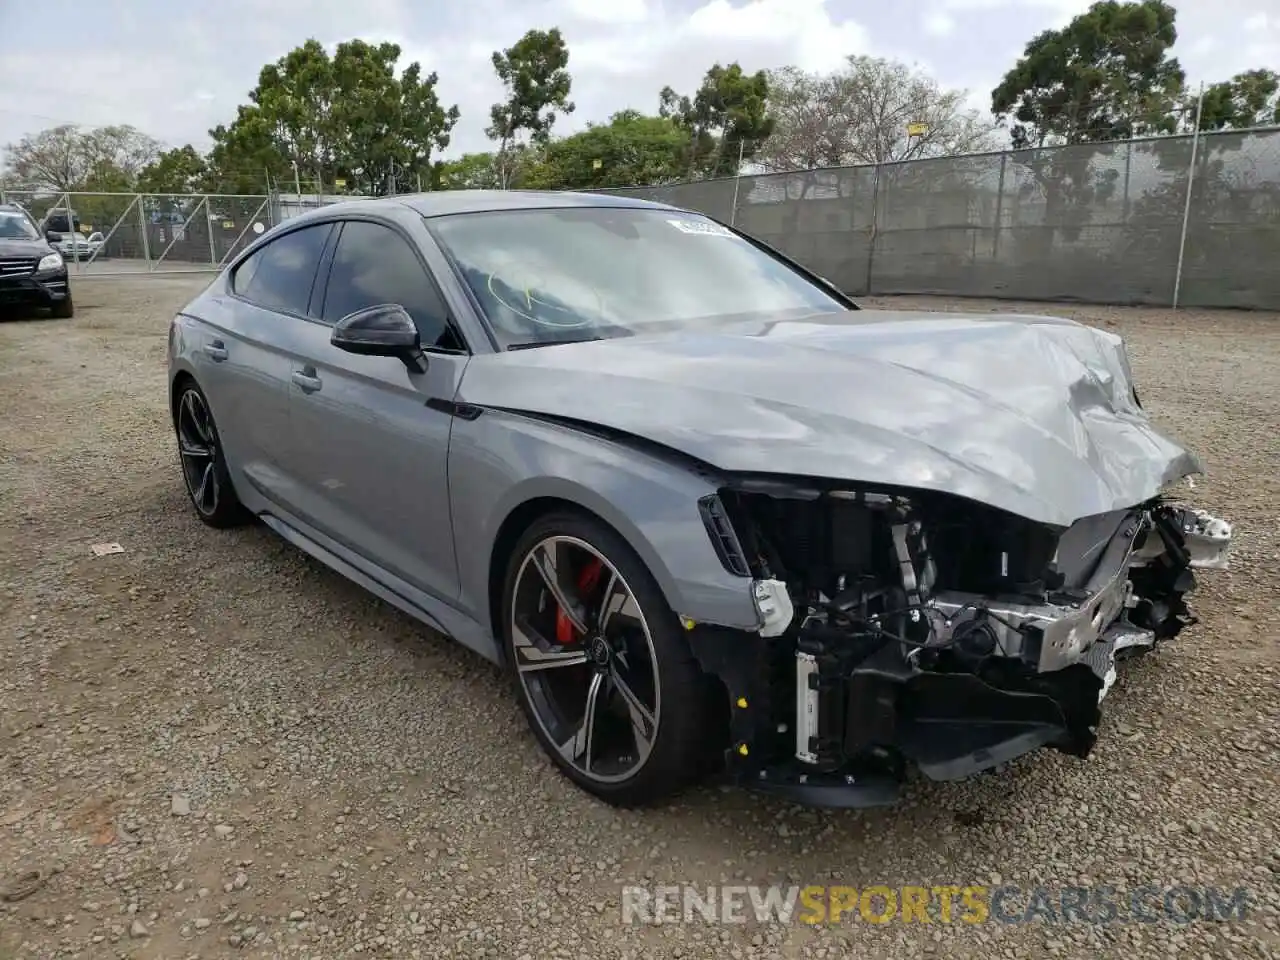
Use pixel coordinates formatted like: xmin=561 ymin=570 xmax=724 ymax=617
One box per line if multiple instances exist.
xmin=428 ymin=207 xmax=847 ymax=348
xmin=0 ymin=211 xmax=39 ymax=241
xmin=43 ymin=212 xmax=78 ymax=234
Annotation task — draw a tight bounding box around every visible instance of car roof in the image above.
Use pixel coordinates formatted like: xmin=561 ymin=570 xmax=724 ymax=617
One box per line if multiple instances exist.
xmin=292 ymin=189 xmax=679 ymax=222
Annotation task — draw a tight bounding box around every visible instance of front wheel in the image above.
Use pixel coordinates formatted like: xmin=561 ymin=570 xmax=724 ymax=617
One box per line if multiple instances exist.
xmin=49 ymin=295 xmax=73 ymax=319
xmin=502 ymin=511 xmax=713 ymax=807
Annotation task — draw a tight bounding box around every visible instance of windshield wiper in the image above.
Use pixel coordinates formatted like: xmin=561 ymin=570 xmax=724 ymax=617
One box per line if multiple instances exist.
xmin=506 ymin=335 xmax=608 ymax=351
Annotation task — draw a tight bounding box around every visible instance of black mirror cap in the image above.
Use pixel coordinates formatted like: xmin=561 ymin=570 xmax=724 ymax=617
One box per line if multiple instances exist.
xmin=330 ymin=303 xmax=420 ymax=356
xmin=45 ymin=230 xmax=62 ymax=244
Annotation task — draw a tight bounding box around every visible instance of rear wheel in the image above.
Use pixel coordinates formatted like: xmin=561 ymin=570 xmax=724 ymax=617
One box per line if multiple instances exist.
xmin=502 ymin=511 xmax=712 ymax=807
xmin=174 ymin=380 xmax=250 ymax=528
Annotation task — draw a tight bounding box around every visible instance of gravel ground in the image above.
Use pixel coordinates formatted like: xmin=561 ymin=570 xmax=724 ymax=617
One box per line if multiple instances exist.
xmin=1 ymin=278 xmax=1277 ymax=960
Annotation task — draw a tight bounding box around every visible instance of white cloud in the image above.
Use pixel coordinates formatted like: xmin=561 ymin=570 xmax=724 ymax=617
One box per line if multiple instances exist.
xmin=2 ymin=0 xmax=1278 ymax=178
xmin=561 ymin=0 xmax=650 ymax=25
xmin=1187 ymin=35 xmax=1218 ymax=57
xmin=922 ymin=11 xmax=957 ymax=37
xmin=435 ymin=0 xmax=871 ymax=152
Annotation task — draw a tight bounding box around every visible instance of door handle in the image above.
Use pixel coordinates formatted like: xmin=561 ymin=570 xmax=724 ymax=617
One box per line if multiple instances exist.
xmin=203 ymin=340 xmax=228 ymax=362
xmin=292 ymin=370 xmax=323 ymax=393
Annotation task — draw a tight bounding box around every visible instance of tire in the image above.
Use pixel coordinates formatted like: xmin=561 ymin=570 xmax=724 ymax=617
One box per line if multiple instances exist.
xmin=173 ymin=379 xmax=251 ymax=529
xmin=49 ymin=295 xmax=74 ymax=319
xmin=502 ymin=510 xmax=713 ymax=807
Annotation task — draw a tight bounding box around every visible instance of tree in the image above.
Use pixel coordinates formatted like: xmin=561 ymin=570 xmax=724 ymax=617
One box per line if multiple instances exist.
xmin=2 ymin=123 xmax=160 ymax=191
xmin=487 ymin=28 xmax=574 ymax=188
xmin=207 ymin=38 xmax=460 ymax=197
xmin=136 ymin=145 xmax=209 ymax=195
xmin=660 ymin=63 xmax=773 ymax=179
xmin=202 ymin=110 xmax=277 ymax=194
xmin=991 ymin=0 xmax=1185 ymax=148
xmin=758 ymin=58 xmax=999 ymax=171
xmin=523 ymin=111 xmax=691 ymax=190
xmin=989 ymin=0 xmax=1188 ymax=270
xmin=1197 ymin=69 xmax=1280 ymax=131
xmin=438 ymin=152 xmax=504 ymax=190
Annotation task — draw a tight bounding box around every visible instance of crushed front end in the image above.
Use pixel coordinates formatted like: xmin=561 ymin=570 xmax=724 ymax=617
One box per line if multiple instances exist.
xmin=692 ymin=480 xmax=1232 ymax=808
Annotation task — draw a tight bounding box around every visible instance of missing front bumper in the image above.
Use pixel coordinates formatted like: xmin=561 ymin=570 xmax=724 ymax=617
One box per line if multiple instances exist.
xmin=694 ymin=502 xmax=1232 ymax=809
xmin=693 ymin=623 xmax=1111 ymax=810
xmin=796 ymin=637 xmax=1103 ymax=780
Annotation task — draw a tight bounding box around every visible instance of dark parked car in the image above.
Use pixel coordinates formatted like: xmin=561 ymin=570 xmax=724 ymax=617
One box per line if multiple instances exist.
xmin=166 ymin=191 xmax=1232 ymax=808
xmin=0 ymin=204 xmax=73 ymax=317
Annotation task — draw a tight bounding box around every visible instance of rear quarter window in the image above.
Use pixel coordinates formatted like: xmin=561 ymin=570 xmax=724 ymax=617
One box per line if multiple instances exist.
xmin=231 ymin=223 xmax=332 ymax=316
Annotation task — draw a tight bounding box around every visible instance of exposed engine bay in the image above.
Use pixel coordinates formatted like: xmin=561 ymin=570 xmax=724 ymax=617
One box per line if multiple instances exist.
xmin=695 ymin=478 xmax=1233 ymax=807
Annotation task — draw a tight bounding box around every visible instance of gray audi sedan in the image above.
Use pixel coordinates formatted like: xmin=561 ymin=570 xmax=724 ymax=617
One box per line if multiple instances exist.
xmin=168 ymin=191 xmax=1232 ymax=808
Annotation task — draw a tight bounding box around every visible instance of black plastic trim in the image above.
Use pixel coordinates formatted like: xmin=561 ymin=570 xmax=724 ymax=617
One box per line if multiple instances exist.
xmin=698 ymin=494 xmax=751 ymax=577
xmin=425 ymin=397 xmax=483 ymax=420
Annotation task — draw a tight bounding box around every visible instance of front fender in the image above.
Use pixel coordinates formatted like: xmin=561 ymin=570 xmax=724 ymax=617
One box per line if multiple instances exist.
xmin=447 ymin=409 xmax=760 ymax=642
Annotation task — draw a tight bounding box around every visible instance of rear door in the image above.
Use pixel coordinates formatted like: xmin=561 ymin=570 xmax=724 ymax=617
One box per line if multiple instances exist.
xmin=193 ymin=221 xmax=334 ymax=510
xmin=284 ymin=216 xmax=469 ymax=602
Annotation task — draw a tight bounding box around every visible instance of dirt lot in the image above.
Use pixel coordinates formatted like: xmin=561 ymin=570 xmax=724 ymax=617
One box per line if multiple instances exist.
xmin=1 ymin=278 xmax=1277 ymax=960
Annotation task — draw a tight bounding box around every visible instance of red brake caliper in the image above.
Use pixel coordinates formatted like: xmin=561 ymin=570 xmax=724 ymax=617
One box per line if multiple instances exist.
xmin=555 ymin=558 xmax=603 ymax=645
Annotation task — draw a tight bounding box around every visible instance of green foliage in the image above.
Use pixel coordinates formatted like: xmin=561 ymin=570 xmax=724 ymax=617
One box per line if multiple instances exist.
xmin=206 ymin=38 xmax=459 ymax=196
xmin=438 ymin=152 xmax=505 ymax=190
xmin=991 ymin=0 xmax=1185 ymax=148
xmin=523 ymin=111 xmax=691 ymax=189
xmin=659 ymin=62 xmax=773 ymax=178
xmin=1198 ymin=69 xmax=1280 ymax=131
xmin=8 ymin=17 xmax=1279 ymax=205
xmin=137 ymin=146 xmax=210 ymax=195
xmin=487 ymin=28 xmax=574 ymax=187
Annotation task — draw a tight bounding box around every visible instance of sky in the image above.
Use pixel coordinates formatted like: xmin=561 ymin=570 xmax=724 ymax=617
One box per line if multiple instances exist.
xmin=1 ymin=0 xmax=1277 ymax=166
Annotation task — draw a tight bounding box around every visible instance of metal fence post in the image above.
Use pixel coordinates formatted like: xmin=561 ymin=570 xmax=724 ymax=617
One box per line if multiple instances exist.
xmin=154 ymin=196 xmax=208 ymax=269
xmin=206 ymin=196 xmax=218 ymax=266
xmin=63 ymin=192 xmax=80 ymax=270
xmin=1121 ymin=140 xmax=1133 ymax=223
xmin=863 ymin=164 xmax=882 ymax=296
xmin=138 ymin=195 xmax=152 ymax=270
xmin=83 ymin=194 xmax=139 ymax=267
xmin=992 ymin=153 xmax=1008 ymax=261
xmin=1172 ymin=83 xmax=1206 ymax=310
xmin=217 ymin=197 xmax=270 ymax=269
xmin=728 ymin=139 xmax=746 ymax=227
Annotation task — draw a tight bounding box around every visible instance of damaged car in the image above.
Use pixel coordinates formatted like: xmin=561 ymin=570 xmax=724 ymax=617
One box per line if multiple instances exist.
xmin=166 ymin=191 xmax=1233 ymax=808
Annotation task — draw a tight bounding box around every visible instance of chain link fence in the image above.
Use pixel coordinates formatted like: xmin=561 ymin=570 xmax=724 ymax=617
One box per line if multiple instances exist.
xmin=0 ymin=190 xmax=349 ymax=276
xmin=4 ymin=131 xmax=1277 ymax=307
xmin=600 ymin=128 xmax=1280 ymax=310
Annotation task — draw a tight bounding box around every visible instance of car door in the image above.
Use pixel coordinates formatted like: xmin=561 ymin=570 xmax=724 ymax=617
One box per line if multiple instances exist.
xmin=284 ymin=217 xmax=469 ymax=603
xmin=193 ymin=221 xmax=334 ymax=511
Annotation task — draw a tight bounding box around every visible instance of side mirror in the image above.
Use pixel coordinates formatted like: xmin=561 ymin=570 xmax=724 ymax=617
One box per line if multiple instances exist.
xmin=45 ymin=230 xmax=61 ymax=244
xmin=331 ymin=303 xmax=427 ymax=373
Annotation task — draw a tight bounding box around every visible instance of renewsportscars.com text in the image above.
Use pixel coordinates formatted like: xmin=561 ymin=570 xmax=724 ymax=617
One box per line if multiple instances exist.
xmin=620 ymin=884 xmax=1251 ymax=926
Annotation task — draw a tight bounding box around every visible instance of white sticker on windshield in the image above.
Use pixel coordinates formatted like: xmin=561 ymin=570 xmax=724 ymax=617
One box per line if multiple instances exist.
xmin=667 ymin=218 xmax=734 ymax=237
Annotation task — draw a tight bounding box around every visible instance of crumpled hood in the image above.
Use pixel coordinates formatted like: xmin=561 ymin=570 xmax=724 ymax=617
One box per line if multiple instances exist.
xmin=458 ymin=310 xmax=1201 ymax=527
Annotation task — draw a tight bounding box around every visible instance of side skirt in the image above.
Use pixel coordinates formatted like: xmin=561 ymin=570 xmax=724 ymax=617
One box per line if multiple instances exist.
xmin=256 ymin=510 xmax=502 ymax=665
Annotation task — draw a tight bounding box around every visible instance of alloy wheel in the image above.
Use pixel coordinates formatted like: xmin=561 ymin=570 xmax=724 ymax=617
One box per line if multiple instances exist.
xmin=511 ymin=535 xmax=661 ymax=784
xmin=177 ymin=388 xmax=220 ymax=516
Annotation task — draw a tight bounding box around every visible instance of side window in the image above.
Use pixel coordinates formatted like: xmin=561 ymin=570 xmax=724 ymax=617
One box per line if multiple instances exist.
xmin=235 ymin=223 xmax=332 ymax=316
xmin=323 ymin=221 xmax=461 ymax=350
xmin=231 ymin=248 xmax=261 ymax=294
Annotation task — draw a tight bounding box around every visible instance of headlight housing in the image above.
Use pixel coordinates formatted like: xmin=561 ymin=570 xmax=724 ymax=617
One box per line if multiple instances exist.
xmin=37 ymin=253 xmax=64 ymax=272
